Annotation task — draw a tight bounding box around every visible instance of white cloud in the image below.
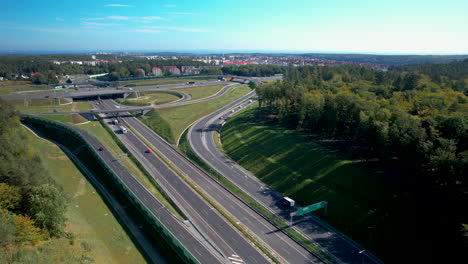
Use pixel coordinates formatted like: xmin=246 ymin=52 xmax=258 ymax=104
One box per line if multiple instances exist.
xmin=144 ymin=26 xmax=208 ymax=32
xmin=82 ymin=22 xmax=121 ymax=26
xmin=164 ymin=4 xmax=176 ymax=7
xmin=133 ymin=29 xmax=166 ymax=33
xmin=106 ymin=4 xmax=132 ymax=7
xmin=166 ymin=12 xmax=196 ymax=15
xmin=82 ymin=16 xmax=165 ymax=22
xmin=56 ymin=17 xmax=64 ymax=21
xmin=107 ymin=16 xmax=131 ymax=20
xmin=141 ymin=16 xmax=165 ymax=20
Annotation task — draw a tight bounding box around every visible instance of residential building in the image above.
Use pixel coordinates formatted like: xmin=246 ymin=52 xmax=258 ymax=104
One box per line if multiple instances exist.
xmin=152 ymin=67 xmax=162 ymax=76
xmin=135 ymin=68 xmax=146 ymax=76
xmin=167 ymin=66 xmax=181 ymax=75
xmin=181 ymin=66 xmax=201 ymax=75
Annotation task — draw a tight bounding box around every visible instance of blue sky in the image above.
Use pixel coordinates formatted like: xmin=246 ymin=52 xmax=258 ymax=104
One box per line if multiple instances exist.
xmin=1 ymin=0 xmax=467 ymax=54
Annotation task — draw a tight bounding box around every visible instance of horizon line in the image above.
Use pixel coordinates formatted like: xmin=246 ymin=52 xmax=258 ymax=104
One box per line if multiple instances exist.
xmin=0 ymin=49 xmax=467 ymax=56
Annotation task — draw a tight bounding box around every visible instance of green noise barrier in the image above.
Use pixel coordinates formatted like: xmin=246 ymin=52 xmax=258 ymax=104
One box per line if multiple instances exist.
xmin=21 ymin=115 xmax=200 ymax=264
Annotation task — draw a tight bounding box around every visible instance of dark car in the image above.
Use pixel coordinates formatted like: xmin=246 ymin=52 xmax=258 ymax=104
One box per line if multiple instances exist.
xmin=98 ymin=147 xmax=105 ymax=151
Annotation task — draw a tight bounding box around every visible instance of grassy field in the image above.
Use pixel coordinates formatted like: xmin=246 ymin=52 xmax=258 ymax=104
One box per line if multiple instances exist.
xmin=0 ymin=84 xmax=52 ymax=94
xmin=22 ymin=126 xmax=146 ymax=264
xmin=12 ymin=100 xmax=92 ymax=113
xmin=120 ymin=77 xmax=216 ymax=87
xmin=140 ymin=84 xmax=251 ymax=144
xmin=176 ymin=84 xmax=225 ymax=100
xmin=117 ymin=91 xmax=181 ymax=106
xmin=221 ymin=107 xmax=406 ymax=261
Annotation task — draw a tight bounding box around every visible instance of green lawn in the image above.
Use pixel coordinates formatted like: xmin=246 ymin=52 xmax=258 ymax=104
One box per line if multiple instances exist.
xmin=12 ymin=100 xmax=92 ymax=113
xmin=23 ymin=126 xmax=146 ymax=264
xmin=175 ymin=85 xmax=225 ymax=100
xmin=121 ymin=77 xmax=216 ymax=87
xmin=141 ymin=84 xmax=251 ymax=144
xmin=221 ymin=107 xmax=405 ymax=260
xmin=117 ymin=91 xmax=181 ymax=106
xmin=0 ymin=85 xmax=53 ymax=95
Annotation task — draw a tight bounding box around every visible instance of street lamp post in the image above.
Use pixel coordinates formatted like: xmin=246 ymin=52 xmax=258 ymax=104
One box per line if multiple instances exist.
xmin=359 ymin=250 xmax=365 ymax=264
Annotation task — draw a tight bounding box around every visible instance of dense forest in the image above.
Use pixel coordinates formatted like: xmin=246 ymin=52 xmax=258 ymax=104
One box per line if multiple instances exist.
xmin=256 ymin=60 xmax=467 ymax=260
xmin=221 ymin=64 xmax=286 ymax=77
xmin=0 ymin=101 xmax=69 ymax=261
xmin=299 ymin=53 xmax=468 ymax=65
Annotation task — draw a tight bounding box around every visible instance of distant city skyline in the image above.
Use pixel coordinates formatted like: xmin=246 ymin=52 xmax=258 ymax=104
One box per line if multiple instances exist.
xmin=1 ymin=0 xmax=467 ymax=55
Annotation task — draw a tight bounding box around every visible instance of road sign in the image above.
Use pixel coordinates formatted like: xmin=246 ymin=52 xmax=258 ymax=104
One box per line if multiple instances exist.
xmin=296 ymin=201 xmax=328 ymax=216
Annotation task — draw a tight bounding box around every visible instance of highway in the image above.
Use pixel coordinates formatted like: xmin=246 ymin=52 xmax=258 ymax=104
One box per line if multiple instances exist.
xmin=21 ymin=82 xmax=236 ymax=115
xmin=0 ymin=80 xmax=226 ymax=101
xmin=39 ymin=121 xmax=225 ymax=263
xmin=188 ymin=96 xmax=384 ymax=264
xmin=104 ymin=99 xmax=325 ymax=264
xmin=94 ymin=100 xmax=270 ymax=264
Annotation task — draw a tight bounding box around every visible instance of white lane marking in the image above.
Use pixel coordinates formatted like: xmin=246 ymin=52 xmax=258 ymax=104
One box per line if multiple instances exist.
xmin=228 ymin=256 xmax=243 ymax=262
xmin=231 ymin=261 xmax=243 ymax=264
xmin=232 ymin=254 xmax=239 ymax=258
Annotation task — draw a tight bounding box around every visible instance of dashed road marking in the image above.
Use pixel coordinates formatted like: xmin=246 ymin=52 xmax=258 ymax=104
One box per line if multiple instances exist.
xmin=228 ymin=254 xmax=244 ymax=264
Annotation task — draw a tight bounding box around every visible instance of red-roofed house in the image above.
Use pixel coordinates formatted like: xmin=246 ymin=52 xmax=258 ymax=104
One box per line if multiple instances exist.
xmin=168 ymin=66 xmax=181 ymax=75
xmin=135 ymin=68 xmax=145 ymax=77
xmin=31 ymin=72 xmax=39 ymax=79
xmin=152 ymin=67 xmax=162 ymax=76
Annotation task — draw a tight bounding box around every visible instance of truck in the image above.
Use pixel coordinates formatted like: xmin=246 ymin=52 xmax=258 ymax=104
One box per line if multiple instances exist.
xmin=120 ymin=125 xmax=128 ymax=134
xmin=280 ymin=197 xmax=295 ymax=208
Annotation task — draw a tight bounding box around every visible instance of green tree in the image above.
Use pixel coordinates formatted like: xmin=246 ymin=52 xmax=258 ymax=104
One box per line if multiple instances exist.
xmin=14 ymin=214 xmax=48 ymax=246
xmin=27 ymin=184 xmax=67 ymax=237
xmin=0 ymin=183 xmax=21 ymax=210
xmin=248 ymin=81 xmax=257 ymax=90
xmin=32 ymin=73 xmax=47 ymax=84
xmin=0 ymin=209 xmax=17 ymax=247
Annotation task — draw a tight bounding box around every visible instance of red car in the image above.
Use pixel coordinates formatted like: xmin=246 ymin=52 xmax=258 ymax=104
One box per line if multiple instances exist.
xmin=145 ymin=149 xmax=152 ymax=153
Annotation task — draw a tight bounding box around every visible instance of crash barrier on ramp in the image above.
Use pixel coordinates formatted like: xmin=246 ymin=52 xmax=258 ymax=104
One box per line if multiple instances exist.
xmin=21 ymin=115 xmax=200 ymax=264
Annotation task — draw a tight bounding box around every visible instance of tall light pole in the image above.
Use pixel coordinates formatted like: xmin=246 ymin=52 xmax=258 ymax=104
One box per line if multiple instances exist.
xmin=359 ymin=250 xmax=365 ymax=264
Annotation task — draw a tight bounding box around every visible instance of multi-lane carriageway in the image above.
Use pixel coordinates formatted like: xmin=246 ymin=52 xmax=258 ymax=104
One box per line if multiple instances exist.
xmin=94 ymin=100 xmax=273 ymax=264
xmin=97 ymin=98 xmax=326 ymax=264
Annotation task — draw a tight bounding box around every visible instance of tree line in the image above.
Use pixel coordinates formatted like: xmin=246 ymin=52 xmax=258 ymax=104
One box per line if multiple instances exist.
xmin=0 ymin=101 xmax=67 ymax=249
xmin=257 ymin=61 xmax=467 ymax=184
xmin=0 ymin=55 xmax=211 ymax=84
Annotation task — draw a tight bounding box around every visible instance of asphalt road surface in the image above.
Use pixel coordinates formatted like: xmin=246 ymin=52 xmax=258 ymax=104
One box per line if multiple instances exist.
xmin=94 ymin=100 xmax=270 ymax=264
xmin=188 ymin=95 xmax=384 ymax=264
xmin=104 ymin=99 xmax=325 ymax=264
xmin=41 ymin=121 xmax=225 ymax=263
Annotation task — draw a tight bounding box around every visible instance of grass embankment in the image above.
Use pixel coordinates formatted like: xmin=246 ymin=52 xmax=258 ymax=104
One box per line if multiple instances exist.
xmin=121 ymin=77 xmax=216 ymax=87
xmin=22 ymin=126 xmax=146 ymax=264
xmin=116 ymin=91 xmax=181 ymax=106
xmin=0 ymin=84 xmax=52 ymax=94
xmin=178 ymin=129 xmax=332 ymax=261
xmin=140 ymin=84 xmax=251 ymax=144
xmin=221 ymin=107 xmax=406 ymax=260
xmin=10 ymin=99 xmax=92 ymax=113
xmin=176 ymin=85 xmax=225 ymax=100
xmin=15 ymin=100 xmax=92 ymax=124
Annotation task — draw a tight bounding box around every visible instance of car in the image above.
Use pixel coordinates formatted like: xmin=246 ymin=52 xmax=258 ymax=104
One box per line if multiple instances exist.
xmin=98 ymin=147 xmax=105 ymax=151
xmin=145 ymin=149 xmax=152 ymax=153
